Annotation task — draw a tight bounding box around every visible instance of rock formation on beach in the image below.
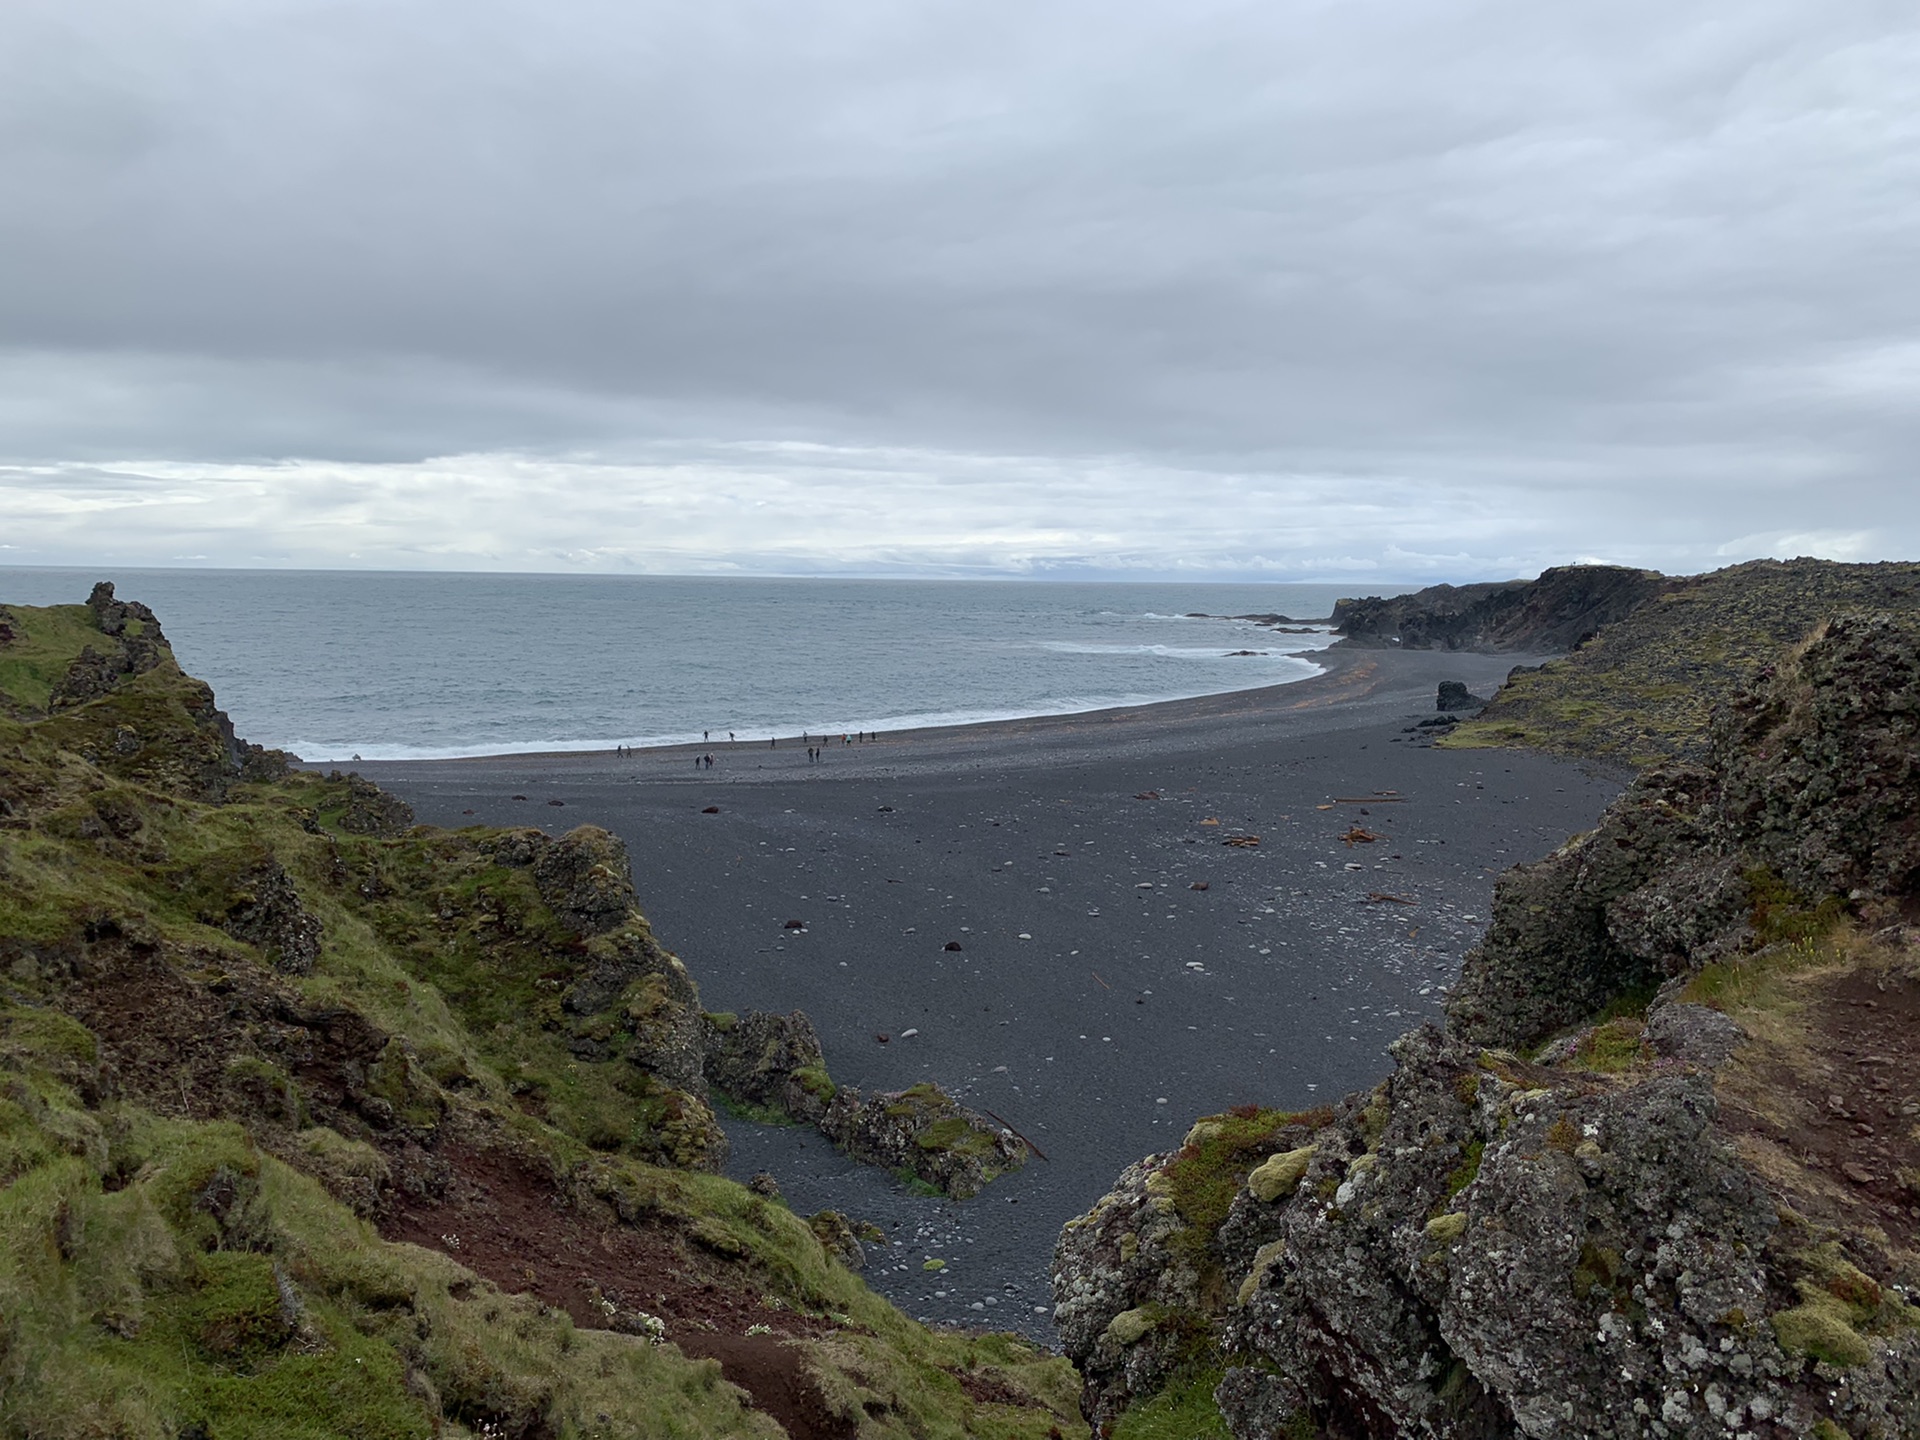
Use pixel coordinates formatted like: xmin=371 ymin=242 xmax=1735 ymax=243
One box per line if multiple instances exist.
xmin=1053 ymin=610 xmax=1920 ymax=1437
xmin=0 ymin=588 xmax=1083 ymax=1440
xmin=702 ymin=1008 xmax=1032 ymax=1199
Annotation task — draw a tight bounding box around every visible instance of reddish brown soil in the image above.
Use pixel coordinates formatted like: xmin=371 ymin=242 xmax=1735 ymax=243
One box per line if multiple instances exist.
xmin=383 ymin=1144 xmax=855 ymax=1440
xmin=1717 ymin=963 xmax=1920 ymax=1259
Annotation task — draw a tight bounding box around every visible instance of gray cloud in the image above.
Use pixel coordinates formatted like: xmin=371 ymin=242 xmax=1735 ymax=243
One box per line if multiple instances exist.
xmin=2 ymin=0 xmax=1916 ymax=576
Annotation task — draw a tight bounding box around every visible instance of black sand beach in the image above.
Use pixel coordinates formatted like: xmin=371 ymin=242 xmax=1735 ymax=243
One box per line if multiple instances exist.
xmin=353 ymin=647 xmax=1622 ymax=1339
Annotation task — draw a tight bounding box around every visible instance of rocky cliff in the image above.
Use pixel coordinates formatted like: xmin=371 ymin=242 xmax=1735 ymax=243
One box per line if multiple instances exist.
xmin=1053 ymin=613 xmax=1920 ymax=1438
xmin=1446 ymin=558 xmax=1920 ymax=766
xmin=0 ymin=589 xmax=1083 ymax=1440
xmin=1332 ymin=566 xmax=1667 ymax=653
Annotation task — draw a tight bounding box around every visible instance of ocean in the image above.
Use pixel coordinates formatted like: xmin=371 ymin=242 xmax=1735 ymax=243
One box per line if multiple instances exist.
xmin=0 ymin=568 xmax=1381 ymax=761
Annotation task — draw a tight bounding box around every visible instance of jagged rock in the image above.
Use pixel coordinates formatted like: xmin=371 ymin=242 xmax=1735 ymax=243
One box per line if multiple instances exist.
xmin=1436 ymin=680 xmax=1485 ymax=712
xmin=617 ymin=972 xmax=707 ymax=1091
xmin=85 ymin=580 xmax=161 ymax=639
xmin=331 ymin=772 xmax=415 ymax=836
xmin=1451 ymin=614 xmax=1920 ymax=1052
xmin=807 ymin=1209 xmax=865 ymax=1269
xmin=1334 ymin=565 xmax=1666 ymax=652
xmin=1446 ymin=765 xmax=1710 ymax=1049
xmin=1051 ymin=1153 xmax=1208 ymax=1433
xmin=746 ymin=1171 xmax=781 ymax=1199
xmin=1710 ymin=612 xmax=1920 ymax=903
xmin=221 ymin=859 xmax=324 ymax=975
xmin=532 ymin=824 xmax=635 ymax=934
xmin=819 ymin=1082 xmax=1027 ymax=1200
xmin=702 ymin=1009 xmax=836 ymax=1123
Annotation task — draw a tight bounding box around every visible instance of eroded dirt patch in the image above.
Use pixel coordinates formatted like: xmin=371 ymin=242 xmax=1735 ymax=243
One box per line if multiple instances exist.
xmin=383 ymin=1144 xmax=853 ymax=1440
xmin=1716 ymin=963 xmax=1920 ymax=1258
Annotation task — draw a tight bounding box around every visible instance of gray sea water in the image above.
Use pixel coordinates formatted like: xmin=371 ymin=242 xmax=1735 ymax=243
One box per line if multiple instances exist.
xmin=0 ymin=568 xmax=1375 ymax=760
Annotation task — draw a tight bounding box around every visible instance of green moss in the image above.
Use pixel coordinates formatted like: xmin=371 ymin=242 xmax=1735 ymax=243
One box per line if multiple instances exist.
xmin=793 ymin=1063 xmax=836 ymax=1102
xmin=1771 ymin=1298 xmax=1875 ymax=1368
xmin=1109 ymin=1363 xmax=1232 ymax=1440
xmin=1768 ymin=1244 xmax=1920 ymax=1372
xmin=1567 ymin=1018 xmax=1649 ymax=1074
xmin=1440 ymin=1140 xmax=1485 ymax=1206
xmin=1745 ymin=866 xmax=1849 ymax=946
xmin=1162 ymin=1109 xmax=1304 ymax=1237
xmin=0 ymin=603 xmax=107 ymax=715
xmin=1573 ymin=1243 xmax=1624 ymax=1302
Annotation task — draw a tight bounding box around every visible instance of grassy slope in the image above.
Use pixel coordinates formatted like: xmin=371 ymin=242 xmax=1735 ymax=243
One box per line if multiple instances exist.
xmin=1441 ymin=557 xmax=1920 ymax=766
xmin=0 ymin=595 xmax=1085 ymax=1440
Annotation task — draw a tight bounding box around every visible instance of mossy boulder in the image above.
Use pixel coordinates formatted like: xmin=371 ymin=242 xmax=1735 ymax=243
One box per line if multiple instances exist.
xmin=819 ymin=1082 xmax=1027 ymax=1199
xmin=703 ymin=1008 xmax=835 ymax=1123
xmin=1247 ymin=1146 xmax=1315 ymax=1204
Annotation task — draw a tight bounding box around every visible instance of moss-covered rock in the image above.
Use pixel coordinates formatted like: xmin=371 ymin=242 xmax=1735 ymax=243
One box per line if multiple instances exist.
xmin=819 ymin=1082 xmax=1028 ymax=1199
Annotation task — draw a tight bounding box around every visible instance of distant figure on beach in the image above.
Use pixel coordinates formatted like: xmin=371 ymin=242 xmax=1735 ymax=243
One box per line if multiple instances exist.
xmin=729 ymin=731 xmax=735 ymax=743
xmin=770 ymin=737 xmax=777 ymax=748
xmin=704 ymin=730 xmax=710 ymax=742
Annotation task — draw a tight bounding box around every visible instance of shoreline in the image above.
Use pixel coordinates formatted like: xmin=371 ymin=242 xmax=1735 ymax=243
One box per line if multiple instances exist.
xmin=293 ymin=639 xmax=1352 ymax=769
xmin=331 ymin=644 xmax=1516 ymax=781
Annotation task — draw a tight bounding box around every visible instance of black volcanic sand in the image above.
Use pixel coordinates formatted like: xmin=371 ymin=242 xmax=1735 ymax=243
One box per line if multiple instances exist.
xmin=353 ymin=648 xmax=1622 ymax=1341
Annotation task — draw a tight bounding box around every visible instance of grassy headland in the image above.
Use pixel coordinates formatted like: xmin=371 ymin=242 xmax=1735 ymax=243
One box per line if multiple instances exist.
xmin=1439 ymin=557 xmax=1920 ymax=766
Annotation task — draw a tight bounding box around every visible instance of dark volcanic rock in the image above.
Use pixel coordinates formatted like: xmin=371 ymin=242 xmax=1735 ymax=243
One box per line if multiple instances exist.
xmin=1334 ymin=564 xmax=1666 ymax=653
xmin=220 ymin=858 xmax=325 ymax=975
xmin=531 ymin=824 xmax=635 ymax=934
xmin=332 ymin=772 xmax=416 ymax=836
xmin=1451 ymin=612 xmax=1920 ymax=1051
xmin=820 ymin=1082 xmax=1028 ymax=1200
xmin=1710 ymin=612 xmax=1920 ymax=902
xmin=1436 ymin=680 xmax=1485 ymax=712
xmin=702 ymin=1008 xmax=836 ymax=1124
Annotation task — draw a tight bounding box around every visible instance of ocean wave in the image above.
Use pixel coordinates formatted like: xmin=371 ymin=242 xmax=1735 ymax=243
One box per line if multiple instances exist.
xmin=1034 ymin=640 xmax=1329 ymax=659
xmin=285 ymin=654 xmax=1329 ymax=761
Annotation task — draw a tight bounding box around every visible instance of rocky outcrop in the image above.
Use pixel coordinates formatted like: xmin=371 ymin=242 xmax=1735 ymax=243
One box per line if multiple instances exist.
xmin=1436 ymin=681 xmax=1484 ymax=712
xmin=821 ymin=1082 xmax=1030 ymax=1200
xmin=333 ymin=771 xmax=415 ymax=835
xmin=1333 ymin=565 xmax=1666 ymax=653
xmin=1452 ymin=557 xmax=1920 ymax=766
xmin=1450 ymin=613 xmax=1920 ymax=1052
xmin=701 ymin=1009 xmax=1029 ymax=1198
xmin=703 ymin=1008 xmax=837 ymax=1123
xmin=220 ymin=858 xmax=325 ymax=975
xmin=1055 ymin=612 xmax=1920 ymax=1439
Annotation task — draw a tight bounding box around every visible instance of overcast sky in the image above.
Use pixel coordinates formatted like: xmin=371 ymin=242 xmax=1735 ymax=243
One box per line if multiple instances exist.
xmin=2 ymin=1 xmax=1916 ymax=580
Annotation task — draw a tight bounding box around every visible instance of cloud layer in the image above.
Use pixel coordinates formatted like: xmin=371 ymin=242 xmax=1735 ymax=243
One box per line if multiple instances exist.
xmin=2 ymin=1 xmax=1916 ymax=577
